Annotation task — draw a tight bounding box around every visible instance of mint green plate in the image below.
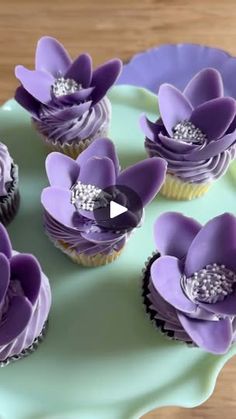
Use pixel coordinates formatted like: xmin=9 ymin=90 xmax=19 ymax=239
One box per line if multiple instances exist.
xmin=0 ymin=86 xmax=235 ymax=419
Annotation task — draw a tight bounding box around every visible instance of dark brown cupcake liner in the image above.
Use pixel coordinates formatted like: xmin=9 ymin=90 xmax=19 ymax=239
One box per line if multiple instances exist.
xmin=142 ymin=253 xmax=193 ymax=346
xmin=0 ymin=164 xmax=20 ymax=226
xmin=0 ymin=320 xmax=49 ymax=368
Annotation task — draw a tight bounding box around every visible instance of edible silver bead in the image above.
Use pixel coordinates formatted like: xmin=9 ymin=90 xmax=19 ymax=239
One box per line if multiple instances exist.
xmin=172 ymin=120 xmax=207 ymax=145
xmin=182 ymin=263 xmax=236 ymax=304
xmin=52 ymin=77 xmax=82 ymax=98
xmin=71 ymin=181 xmax=102 ymax=212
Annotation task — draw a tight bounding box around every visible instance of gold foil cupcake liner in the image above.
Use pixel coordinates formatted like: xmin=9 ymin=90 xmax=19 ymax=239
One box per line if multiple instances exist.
xmin=160 ymin=174 xmax=211 ymax=200
xmin=54 ymin=239 xmax=124 ymax=267
xmin=0 ymin=321 xmax=48 ymax=368
xmin=0 ymin=164 xmax=20 ymax=226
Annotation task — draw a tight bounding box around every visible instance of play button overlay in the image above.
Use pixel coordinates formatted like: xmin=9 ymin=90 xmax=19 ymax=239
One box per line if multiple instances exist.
xmin=110 ymin=201 xmax=128 ymax=219
xmin=93 ymin=184 xmax=143 ymax=232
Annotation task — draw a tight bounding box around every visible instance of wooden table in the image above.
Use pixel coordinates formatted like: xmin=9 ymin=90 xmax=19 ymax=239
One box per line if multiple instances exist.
xmin=0 ymin=0 xmax=236 ymax=417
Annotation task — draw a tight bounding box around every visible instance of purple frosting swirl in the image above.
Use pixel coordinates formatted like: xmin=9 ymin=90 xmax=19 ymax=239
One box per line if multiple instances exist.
xmin=14 ymin=36 xmax=122 ymax=144
xmin=0 ymin=142 xmax=13 ymax=197
xmin=44 ymin=211 xmax=126 ymax=256
xmin=33 ymin=96 xmax=111 ymax=144
xmin=141 ymin=68 xmax=236 ymax=184
xmin=146 ymin=212 xmax=236 ymax=354
xmin=146 ymin=137 xmax=236 ymax=183
xmin=0 ymin=224 xmax=51 ymax=361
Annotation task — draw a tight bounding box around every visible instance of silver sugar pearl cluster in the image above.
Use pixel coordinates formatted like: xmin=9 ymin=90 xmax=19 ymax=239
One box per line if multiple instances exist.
xmin=182 ymin=263 xmax=236 ymax=304
xmin=172 ymin=120 xmax=207 ymax=145
xmin=52 ymin=77 xmax=82 ymax=97
xmin=71 ymin=181 xmax=102 ymax=211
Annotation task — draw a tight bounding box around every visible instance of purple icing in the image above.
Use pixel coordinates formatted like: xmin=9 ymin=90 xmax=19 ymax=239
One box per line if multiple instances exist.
xmin=14 ymin=36 xmax=122 ymax=144
xmin=140 ymin=68 xmax=236 ymax=184
xmin=146 ymin=212 xmax=236 ymax=354
xmin=41 ymin=138 xmax=167 ymax=256
xmin=0 ymin=142 xmax=13 ymax=197
xmin=0 ymin=223 xmax=51 ymax=361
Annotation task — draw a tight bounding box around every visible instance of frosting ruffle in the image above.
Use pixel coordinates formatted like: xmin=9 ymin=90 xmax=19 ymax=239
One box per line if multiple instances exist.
xmin=145 ymin=137 xmax=236 ymax=183
xmin=33 ymin=96 xmax=111 ymax=144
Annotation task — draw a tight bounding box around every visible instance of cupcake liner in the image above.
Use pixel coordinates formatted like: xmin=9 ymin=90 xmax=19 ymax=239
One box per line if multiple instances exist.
xmin=32 ymin=119 xmax=109 ymax=159
xmin=42 ymin=137 xmax=93 ymax=158
xmin=0 ymin=320 xmax=49 ymax=368
xmin=54 ymin=239 xmax=124 ymax=267
xmin=160 ymin=173 xmax=211 ymax=200
xmin=0 ymin=164 xmax=20 ymax=226
xmin=142 ymin=253 xmax=194 ymax=346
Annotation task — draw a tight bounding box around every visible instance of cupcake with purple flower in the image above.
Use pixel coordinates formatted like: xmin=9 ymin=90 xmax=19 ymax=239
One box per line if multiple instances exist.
xmin=0 ymin=141 xmax=20 ymax=225
xmin=140 ymin=68 xmax=236 ymax=200
xmin=0 ymin=223 xmax=51 ymax=365
xmin=142 ymin=212 xmax=236 ymax=354
xmin=41 ymin=138 xmax=166 ymax=267
xmin=15 ymin=36 xmax=122 ymax=158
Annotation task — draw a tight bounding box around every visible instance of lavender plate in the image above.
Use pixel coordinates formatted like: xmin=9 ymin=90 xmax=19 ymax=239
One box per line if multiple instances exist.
xmin=117 ymin=43 xmax=236 ymax=98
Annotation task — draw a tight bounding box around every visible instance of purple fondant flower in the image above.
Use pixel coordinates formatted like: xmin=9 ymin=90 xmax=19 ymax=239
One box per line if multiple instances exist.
xmin=0 ymin=223 xmax=51 ymax=361
xmin=41 ymin=138 xmax=166 ymax=259
xmin=149 ymin=212 xmax=236 ymax=354
xmin=141 ymin=68 xmax=236 ymax=184
xmin=15 ymin=35 xmax=122 ymax=113
xmin=14 ymin=37 xmax=122 ymax=147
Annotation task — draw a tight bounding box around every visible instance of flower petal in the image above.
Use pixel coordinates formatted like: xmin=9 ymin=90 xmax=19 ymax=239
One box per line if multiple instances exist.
xmin=10 ymin=254 xmax=41 ymax=305
xmin=185 ymin=213 xmax=236 ymax=277
xmin=177 ymin=312 xmax=232 ymax=354
xmin=0 ymin=254 xmax=10 ymax=306
xmin=15 ymin=65 xmax=54 ymax=104
xmin=76 ymin=138 xmax=120 ymax=176
xmin=41 ymin=187 xmax=76 ymax=228
xmin=154 ymin=212 xmax=202 ymax=259
xmin=15 ymin=86 xmax=41 ymax=118
xmin=79 ymin=156 xmax=116 ymax=189
xmin=117 ymin=157 xmax=167 ymax=207
xmin=57 ymin=87 xmax=94 ymax=105
xmin=184 ymin=68 xmax=223 ymax=108
xmin=139 ymin=114 xmax=163 ymax=142
xmin=158 ymin=84 xmax=193 ymax=136
xmin=190 ymin=97 xmax=236 ymax=140
xmin=0 ymin=296 xmax=33 ymax=346
xmin=46 ymin=152 xmax=80 ymax=188
xmin=65 ymin=53 xmax=92 ymax=87
xmin=91 ymin=59 xmax=122 ymax=104
xmin=159 ymin=132 xmax=200 ymax=153
xmin=35 ymin=36 xmax=71 ymax=77
xmin=151 ymin=255 xmax=196 ymax=313
xmin=0 ymin=223 xmax=12 ymax=259
xmin=186 ymin=131 xmax=236 ymax=161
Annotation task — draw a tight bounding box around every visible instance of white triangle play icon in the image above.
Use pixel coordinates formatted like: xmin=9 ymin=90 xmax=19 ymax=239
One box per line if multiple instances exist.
xmin=110 ymin=201 xmax=128 ymax=219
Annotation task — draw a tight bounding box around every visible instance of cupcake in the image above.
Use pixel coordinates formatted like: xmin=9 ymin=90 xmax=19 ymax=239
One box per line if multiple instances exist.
xmin=14 ymin=36 xmax=122 ymax=158
xmin=0 ymin=142 xmax=20 ymax=225
xmin=41 ymin=138 xmax=166 ymax=267
xmin=0 ymin=223 xmax=51 ymax=366
xmin=142 ymin=212 xmax=236 ymax=354
xmin=140 ymin=68 xmax=236 ymax=200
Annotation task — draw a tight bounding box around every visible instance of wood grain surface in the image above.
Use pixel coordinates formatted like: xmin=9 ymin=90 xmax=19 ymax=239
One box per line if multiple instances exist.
xmin=0 ymin=0 xmax=236 ymax=418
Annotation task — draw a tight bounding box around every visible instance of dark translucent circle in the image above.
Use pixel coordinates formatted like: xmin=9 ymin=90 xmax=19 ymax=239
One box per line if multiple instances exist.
xmin=93 ymin=184 xmax=143 ymax=232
